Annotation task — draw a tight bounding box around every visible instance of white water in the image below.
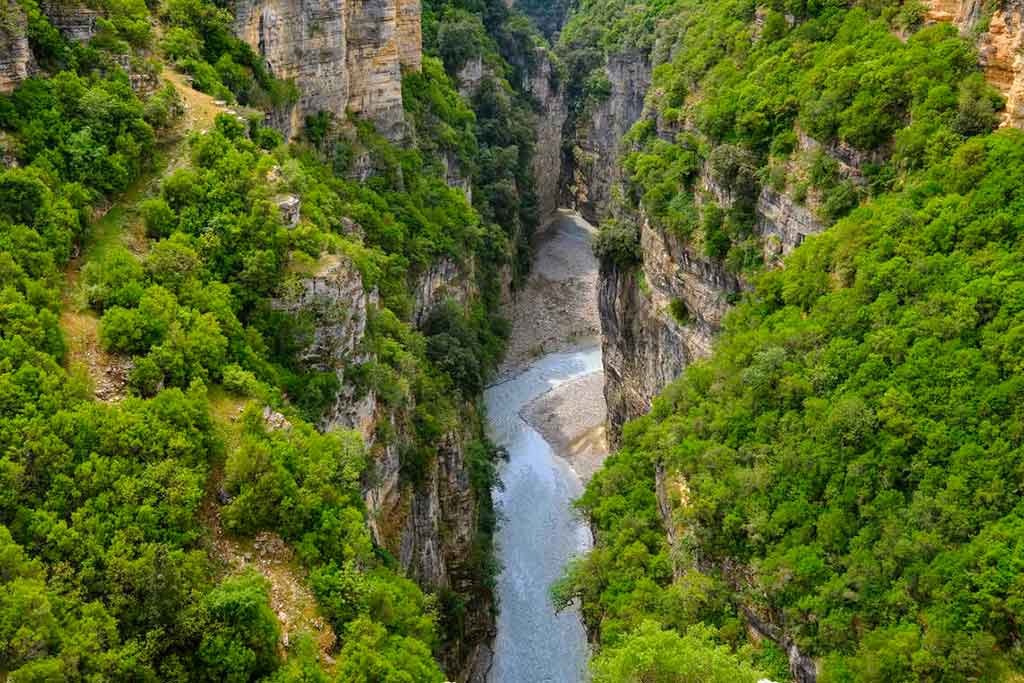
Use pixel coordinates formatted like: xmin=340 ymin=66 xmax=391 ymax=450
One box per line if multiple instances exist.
xmin=485 ymin=347 xmax=601 ymax=683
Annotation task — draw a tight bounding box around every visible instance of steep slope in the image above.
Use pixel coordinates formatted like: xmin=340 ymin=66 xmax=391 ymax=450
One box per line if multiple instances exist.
xmin=550 ymin=0 xmax=1024 ymax=681
xmin=0 ymin=0 xmax=550 ymax=678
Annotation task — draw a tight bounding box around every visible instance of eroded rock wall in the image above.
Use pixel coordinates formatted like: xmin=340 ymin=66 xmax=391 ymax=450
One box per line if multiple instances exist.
xmin=0 ymin=0 xmax=34 ymax=94
xmin=273 ymin=253 xmax=492 ymax=682
xmin=527 ymin=49 xmax=567 ymax=219
xmin=600 ymin=213 xmax=741 ymax=445
xmin=569 ymin=52 xmax=650 ymax=223
xmin=233 ymin=0 xmax=421 ymax=139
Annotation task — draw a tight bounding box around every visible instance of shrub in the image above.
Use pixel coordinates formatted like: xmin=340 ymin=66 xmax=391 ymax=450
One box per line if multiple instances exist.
xmin=593 ymin=218 xmax=640 ymax=266
xmin=141 ymin=197 xmax=177 ymax=238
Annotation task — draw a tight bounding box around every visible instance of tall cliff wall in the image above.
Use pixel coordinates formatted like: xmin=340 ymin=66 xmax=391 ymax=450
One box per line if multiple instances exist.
xmin=527 ymin=50 xmax=567 ymax=219
xmin=600 ymin=214 xmax=740 ymax=442
xmin=233 ymin=0 xmax=421 ymax=139
xmin=568 ymin=52 xmax=649 ymax=224
xmin=0 ymin=0 xmax=34 ymax=94
xmin=272 ymin=254 xmax=493 ymax=682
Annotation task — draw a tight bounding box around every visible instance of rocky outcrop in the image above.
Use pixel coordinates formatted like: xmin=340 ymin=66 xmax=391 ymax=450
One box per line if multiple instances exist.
xmin=273 ymin=252 xmax=493 ymax=682
xmin=413 ymin=257 xmax=476 ymax=326
xmin=569 ymin=52 xmax=650 ymax=223
xmin=527 ymin=49 xmax=567 ymax=219
xmin=0 ymin=0 xmax=34 ymax=94
xmin=42 ymin=1 xmax=98 ymax=42
xmin=233 ymin=0 xmax=421 ymax=140
xmin=270 ymin=256 xmax=373 ymax=376
xmin=757 ymin=186 xmax=823 ymax=261
xmin=742 ymin=606 xmax=819 ymax=683
xmin=927 ymin=0 xmax=1024 ymax=127
xmin=600 ymin=214 xmax=740 ymax=445
xmin=455 ymin=55 xmax=486 ymax=98
xmin=442 ymin=150 xmax=472 ymax=202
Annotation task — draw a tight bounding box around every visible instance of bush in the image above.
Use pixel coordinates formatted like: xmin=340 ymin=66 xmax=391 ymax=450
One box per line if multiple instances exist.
xmin=197 ymin=573 xmax=280 ymax=682
xmin=141 ymin=197 xmax=177 ymax=238
xmin=222 ymin=364 xmax=258 ymax=396
xmin=667 ymin=298 xmax=689 ymax=325
xmin=82 ymin=247 xmax=147 ymax=310
xmin=593 ymin=218 xmax=640 ymax=266
xmin=129 ymin=355 xmax=165 ymax=396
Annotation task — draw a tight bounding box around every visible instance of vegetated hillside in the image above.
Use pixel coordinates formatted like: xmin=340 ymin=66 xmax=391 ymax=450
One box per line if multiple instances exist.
xmin=552 ymin=0 xmax=1024 ymax=681
xmin=0 ymin=0 xmax=552 ymax=678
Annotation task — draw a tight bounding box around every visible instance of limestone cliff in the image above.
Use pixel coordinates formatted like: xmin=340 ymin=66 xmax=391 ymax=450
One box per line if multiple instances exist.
xmin=568 ymin=52 xmax=650 ymax=223
xmin=233 ymin=0 xmax=421 ymax=139
xmin=0 ymin=0 xmax=34 ymax=94
xmin=41 ymin=0 xmax=98 ymax=42
xmin=600 ymin=213 xmax=741 ymax=444
xmin=927 ymin=0 xmax=1024 ymax=127
xmin=527 ymin=49 xmax=567 ymax=219
xmin=272 ymin=254 xmax=493 ymax=682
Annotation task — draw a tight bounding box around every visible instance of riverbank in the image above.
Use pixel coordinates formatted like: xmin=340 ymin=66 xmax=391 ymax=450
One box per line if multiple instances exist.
xmin=521 ymin=372 xmax=607 ymax=484
xmin=495 ymin=210 xmax=609 ymax=485
xmin=498 ymin=210 xmax=602 ymax=378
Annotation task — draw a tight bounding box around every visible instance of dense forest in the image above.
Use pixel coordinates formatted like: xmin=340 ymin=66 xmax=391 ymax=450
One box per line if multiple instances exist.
xmin=4 ymin=0 xmax=1024 ymax=678
xmin=0 ymin=0 xmax=552 ymax=677
xmin=548 ymin=0 xmax=1024 ymax=680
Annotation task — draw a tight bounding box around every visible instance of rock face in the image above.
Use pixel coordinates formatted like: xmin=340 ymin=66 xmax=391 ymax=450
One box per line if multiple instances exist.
xmin=42 ymin=1 xmax=99 ymax=42
xmin=412 ymin=257 xmax=476 ymax=326
xmin=927 ymin=0 xmax=1024 ymax=127
xmin=756 ymin=186 xmax=823 ymax=261
xmin=233 ymin=0 xmax=422 ymax=140
xmin=527 ymin=50 xmax=567 ymax=219
xmin=273 ymin=253 xmax=492 ymax=682
xmin=568 ymin=52 xmax=650 ymax=223
xmin=0 ymin=0 xmax=34 ymax=94
xmin=600 ymin=214 xmax=740 ymax=445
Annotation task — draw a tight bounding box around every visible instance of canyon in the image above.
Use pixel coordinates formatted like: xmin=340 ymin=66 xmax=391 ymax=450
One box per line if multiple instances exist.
xmin=4 ymin=0 xmax=1021 ymax=679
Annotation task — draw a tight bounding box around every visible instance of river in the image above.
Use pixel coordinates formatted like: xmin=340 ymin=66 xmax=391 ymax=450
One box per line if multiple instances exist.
xmin=484 ymin=347 xmax=601 ymax=682
xmin=481 ymin=211 xmax=604 ymax=682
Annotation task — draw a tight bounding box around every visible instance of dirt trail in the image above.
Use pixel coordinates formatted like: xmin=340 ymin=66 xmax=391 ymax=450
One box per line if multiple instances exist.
xmin=59 ymin=68 xmax=229 ymax=402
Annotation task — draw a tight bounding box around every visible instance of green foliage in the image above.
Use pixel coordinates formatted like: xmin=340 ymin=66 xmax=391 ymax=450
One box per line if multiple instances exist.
xmin=160 ymin=0 xmax=298 ymax=106
xmin=593 ymin=216 xmax=640 ymax=266
xmin=197 ymin=572 xmax=281 ymax=682
xmin=436 ymin=9 xmax=488 ymax=73
xmin=0 ymin=0 xmax=547 ymax=678
xmin=570 ymin=128 xmax=1024 ymax=680
xmin=0 ymin=72 xmax=157 ymax=196
xmin=591 ymin=622 xmax=765 ymax=682
xmin=600 ymin=0 xmax=1003 ymax=272
xmin=667 ymin=298 xmax=689 ymax=325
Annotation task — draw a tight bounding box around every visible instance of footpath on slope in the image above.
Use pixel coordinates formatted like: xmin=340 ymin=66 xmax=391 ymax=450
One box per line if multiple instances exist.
xmin=498 ymin=209 xmax=610 ymax=482
xmin=55 ymin=68 xmax=337 ymax=664
xmin=59 ymin=66 xmax=230 ymax=401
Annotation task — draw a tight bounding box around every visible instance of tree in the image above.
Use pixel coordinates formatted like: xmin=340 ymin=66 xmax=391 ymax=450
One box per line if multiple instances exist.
xmin=591 ymin=622 xmax=765 ymax=683
xmin=197 ymin=572 xmax=281 ymax=682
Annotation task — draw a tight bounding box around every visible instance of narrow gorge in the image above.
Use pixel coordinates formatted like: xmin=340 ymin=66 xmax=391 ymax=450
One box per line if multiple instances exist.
xmin=3 ymin=0 xmax=1024 ymax=679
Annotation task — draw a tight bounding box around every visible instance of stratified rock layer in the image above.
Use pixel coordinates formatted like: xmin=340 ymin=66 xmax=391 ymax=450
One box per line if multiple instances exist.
xmin=233 ymin=0 xmax=422 ymax=139
xmin=0 ymin=0 xmax=34 ymax=94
